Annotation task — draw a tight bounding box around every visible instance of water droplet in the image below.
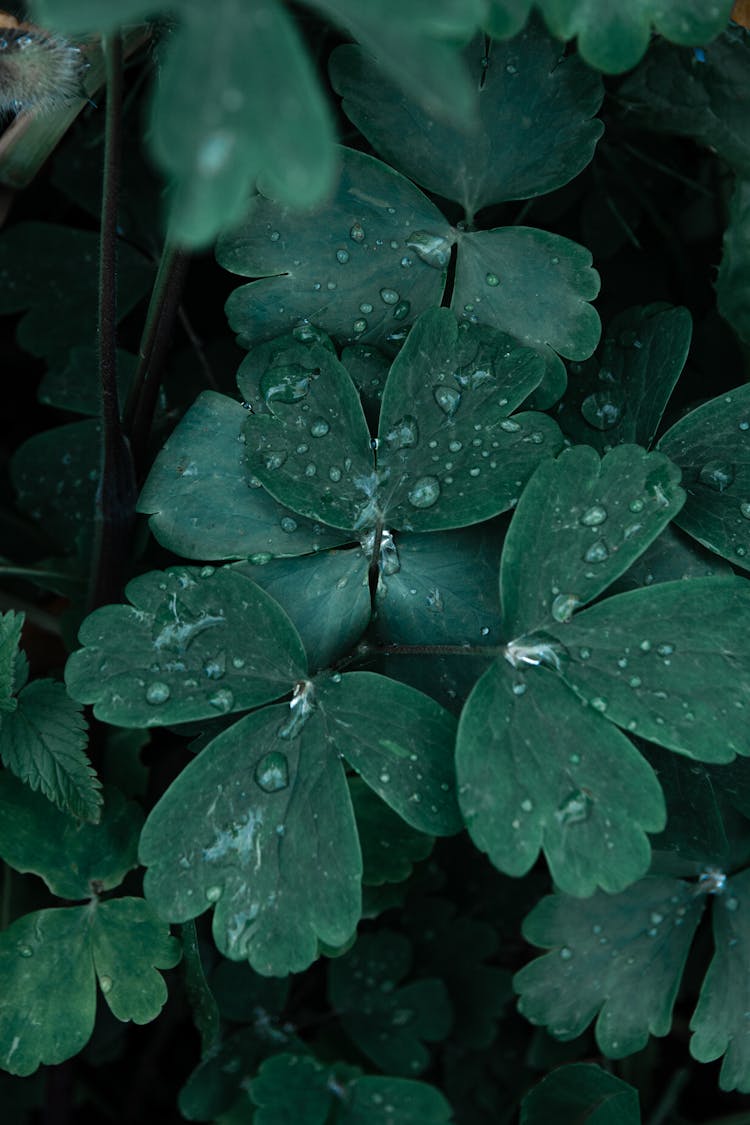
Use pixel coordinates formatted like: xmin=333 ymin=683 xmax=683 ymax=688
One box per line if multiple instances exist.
xmin=202 ymin=652 xmax=226 ymax=680
xmin=500 ymin=419 xmax=521 ymax=432
xmin=260 ymin=364 xmax=317 ymax=405
xmin=335 ymin=249 xmax=350 ymax=264
xmin=581 ymin=390 xmax=623 ymax=431
xmin=380 ymin=771 xmax=390 ymax=784
xmin=384 ymin=415 xmax=419 ymax=451
xmin=359 ymin=302 xmax=373 ymax=314
xmin=448 ymin=439 xmax=463 ymax=452
xmin=559 ymin=947 xmax=573 ymax=960
xmin=391 ymin=1008 xmax=413 ymax=1027
xmin=329 ymin=466 xmax=342 ymax=482
xmin=17 ymin=944 xmax=33 ymax=958
xmin=591 ymin=697 xmax=607 ymax=712
xmin=434 ymin=385 xmax=461 ymax=416
xmin=280 ymin=516 xmax=297 ymax=533
xmin=305 ymin=464 xmax=317 ymax=477
xmin=269 ymin=230 xmax=280 ymax=242
xmin=650 ymin=912 xmax=663 ymax=925
xmin=556 ymin=789 xmax=593 ymax=826
xmin=584 ymin=540 xmax=609 ymax=563
xmin=629 ymin=499 xmax=644 ymax=513
xmin=232 ymin=657 xmax=245 ymax=669
xmin=263 ymin=450 xmax=287 ymax=471
xmin=249 ymin=552 xmax=273 ymax=565
xmin=405 ymin=230 xmax=452 ymax=268
xmin=209 ymin=689 xmax=234 ymax=713
xmin=485 ymin=272 xmax=500 ymax=286
xmin=551 ymin=593 xmax=580 ymax=623
xmin=99 ymin=975 xmax=113 ymax=993
xmin=255 ymin=751 xmax=289 ymax=793
xmin=380 ymin=288 xmax=399 ymax=305
xmin=512 ymin=682 xmax=527 ymax=696
xmin=349 ymin=222 xmax=365 ymax=243
xmin=407 ymin=476 xmax=441 ymax=509
xmin=699 ymin=460 xmax=735 ymax=492
xmin=740 ymin=501 xmax=750 ymax=519
xmin=580 ymin=504 xmax=607 ymax=527
xmin=393 ymin=299 xmax=411 ymax=320
xmin=727 ymin=896 xmax=739 ymax=912
xmin=521 ymin=798 xmax=533 ymax=812
xmin=146 ymin=681 xmax=171 ymax=705
xmin=205 ymin=885 xmax=222 ymax=902
xmin=353 ymin=318 xmax=367 ymax=334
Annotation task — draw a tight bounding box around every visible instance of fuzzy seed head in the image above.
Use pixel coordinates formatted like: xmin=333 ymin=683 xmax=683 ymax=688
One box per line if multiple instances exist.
xmin=0 ymin=18 xmax=85 ymax=115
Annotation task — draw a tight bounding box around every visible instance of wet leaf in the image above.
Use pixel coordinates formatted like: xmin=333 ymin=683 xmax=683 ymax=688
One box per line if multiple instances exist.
xmin=520 ymin=1062 xmax=640 ymax=1125
xmin=515 ymin=876 xmax=705 ymax=1054
xmin=350 ymin=779 xmax=434 ymax=887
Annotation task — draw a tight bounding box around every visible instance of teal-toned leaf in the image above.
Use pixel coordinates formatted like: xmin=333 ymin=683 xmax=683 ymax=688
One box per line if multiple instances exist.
xmin=250 ymin=1054 xmax=344 ymax=1125
xmin=312 ymin=0 xmax=481 ymax=125
xmin=340 ymin=343 xmax=390 ymax=429
xmin=515 ymin=876 xmax=705 ymax=1054
xmin=137 ymin=391 xmax=346 ymax=560
xmin=217 ymin=146 xmax=452 ymax=355
xmin=0 ymin=611 xmax=22 ymax=712
xmin=210 ymin=957 xmax=290 ymax=1023
xmin=556 ymin=304 xmax=692 ymax=453
xmin=180 ymin=920 xmax=220 ymax=1053
xmin=140 ymin=704 xmax=362 ymax=976
xmin=520 ymin=1063 xmax=640 ymax=1125
xmin=0 ymin=222 xmax=152 ymax=360
xmin=341 ymin=1076 xmax=454 ymax=1125
xmin=659 ymin=383 xmax=750 ymax=572
xmin=500 ymin=445 xmax=685 ymax=637
xmin=38 ymin=345 xmax=137 ymax=417
xmin=317 ymin=672 xmax=462 ymax=836
xmin=456 ymin=661 xmax=665 ymax=894
xmin=0 ymin=679 xmax=100 ymax=822
xmin=242 ymin=345 xmax=374 ymax=531
xmin=452 ymin=227 xmax=601 ymax=377
xmin=330 ymin=21 xmax=602 ymax=220
xmin=65 ymin=565 xmax=307 ymax=727
xmin=328 ymin=930 xmax=452 ymax=1076
xmin=485 ymin=0 xmax=534 ymax=37
xmin=691 ymin=869 xmax=750 ymax=1091
xmin=149 ymin=0 xmax=335 ymax=247
xmin=618 ymin=28 xmax=750 ymax=175
xmin=537 ymin=0 xmax=733 ymax=73
xmin=0 ymin=907 xmax=94 ymax=1076
xmin=91 ymin=897 xmax=181 ymax=1023
xmin=11 ymin=419 xmax=100 ymax=558
xmin=718 ymin=178 xmax=750 ymax=346
xmin=178 ymin=1027 xmax=277 ymax=1121
xmin=607 ymin=523 xmax=732 ymax=596
xmin=235 ymin=548 xmax=371 ymax=673
xmin=32 ymin=0 xmax=158 ymax=32
xmin=0 ymin=774 xmax=141 ymax=899
xmin=350 ymin=778 xmax=433 ymax=886
xmin=376 ymin=310 xmax=561 ymax=531
xmin=376 ymin=526 xmax=503 ymax=648
xmin=551 ymin=579 xmax=750 ymax=763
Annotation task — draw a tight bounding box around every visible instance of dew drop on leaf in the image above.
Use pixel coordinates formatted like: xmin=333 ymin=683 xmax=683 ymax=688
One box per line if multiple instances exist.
xmin=500 ymin=419 xmax=520 ymax=433
xmin=99 ymin=975 xmax=113 ymax=993
xmin=392 ymin=300 xmax=411 ymax=320
xmin=208 ymin=689 xmax=234 ymax=713
xmin=580 ymin=504 xmax=607 ymax=527
xmin=260 ymin=365 xmax=316 ymax=405
xmin=384 ymin=415 xmax=419 ymax=450
xmin=405 ymin=230 xmax=452 ymax=268
xmin=349 ymin=222 xmax=365 ymax=243
xmin=254 ymin=751 xmax=290 ymax=793
xmin=380 ymin=288 xmax=399 ymax=305
xmin=407 ymin=476 xmax=441 ymax=509
xmin=740 ymin=501 xmax=750 ymax=519
xmin=584 ymin=540 xmax=609 ymax=563
xmin=485 ymin=272 xmax=500 ymax=286
xmin=17 ymin=944 xmax=33 ymax=958
xmin=551 ymin=593 xmax=580 ymax=623
xmin=581 ymin=390 xmax=622 ymax=431
xmin=264 ymin=451 xmax=287 ymax=471
xmin=699 ymin=460 xmax=735 ymax=491
xmin=433 ymin=385 xmax=461 ymax=416
xmin=205 ymin=885 xmax=222 ymax=902
xmin=146 ymin=681 xmax=171 ymax=705
xmin=280 ymin=516 xmax=297 ymax=533
xmin=202 ymin=652 xmax=226 ymax=680
xmin=335 ymin=249 xmax=350 ymax=264
xmin=310 ymin=419 xmax=330 ymax=438
xmin=555 ymin=789 xmax=593 ymax=826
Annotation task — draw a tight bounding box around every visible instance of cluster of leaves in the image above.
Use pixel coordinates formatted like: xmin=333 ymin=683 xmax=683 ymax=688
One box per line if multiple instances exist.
xmin=1 ymin=0 xmax=750 ymax=1122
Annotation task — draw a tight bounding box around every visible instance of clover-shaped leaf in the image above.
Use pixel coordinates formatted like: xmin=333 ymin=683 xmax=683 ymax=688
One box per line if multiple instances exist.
xmin=65 ymin=565 xmax=307 ymax=727
xmin=329 ymin=20 xmax=603 ymax=220
xmin=514 ymin=876 xmax=705 ymax=1055
xmin=658 ymin=382 xmax=750 ymax=572
xmin=520 ymin=1063 xmax=640 ymax=1125
xmin=328 ymin=930 xmax=452 ymax=1075
xmin=351 ymin=779 xmax=434 ymax=887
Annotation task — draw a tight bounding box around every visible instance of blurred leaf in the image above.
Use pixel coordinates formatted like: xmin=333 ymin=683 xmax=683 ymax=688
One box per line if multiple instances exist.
xmin=32 ymin=0 xmax=158 ymax=31
xmin=520 ymin=1063 xmax=640 ymax=1125
xmin=718 ymin=177 xmax=750 ymax=346
xmin=37 ymin=345 xmax=137 ymax=417
xmin=350 ymin=778 xmax=434 ymax=886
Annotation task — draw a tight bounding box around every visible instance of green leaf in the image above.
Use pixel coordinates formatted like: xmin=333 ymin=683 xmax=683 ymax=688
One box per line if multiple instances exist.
xmin=376 ymin=310 xmax=562 ymax=531
xmin=500 ymin=445 xmax=685 ymax=637
xmin=90 ymin=897 xmax=181 ymax=1023
xmin=137 ymin=391 xmax=346 ymax=561
xmin=350 ymin=778 xmax=433 ymax=886
xmin=139 ymin=703 xmax=362 ymax=976
xmin=330 ymin=21 xmax=603 ymax=219
xmin=0 ymin=774 xmax=141 ymax=899
xmin=718 ymin=178 xmax=750 ymax=347
xmin=0 ymin=222 xmax=152 ymax=360
xmin=37 ymin=345 xmax=137 ymax=417
xmin=317 ymin=672 xmax=462 ymax=836
xmin=691 ymin=869 xmax=750 ymax=1091
xmin=32 ymin=0 xmax=159 ymax=32
xmin=515 ymin=876 xmax=706 ymax=1054
xmin=557 ymin=304 xmax=692 ymax=453
xmin=520 ymin=1063 xmax=640 ymax=1125
xmin=235 ymin=548 xmax=371 ymax=673
xmin=452 ymin=227 xmax=601 ymax=375
xmin=65 ymin=565 xmax=307 ymax=727
xmin=537 ymin=0 xmax=733 ymax=73
xmin=149 ymin=0 xmax=336 ymax=247
xmin=180 ymin=920 xmax=220 ymax=1053
xmin=0 ymin=907 xmax=95 ymax=1076
xmin=217 ymin=146 xmax=452 ymax=355
xmin=341 ymin=343 xmax=391 ymax=429
xmin=178 ymin=1027 xmax=277 ymax=1121
xmin=550 ymin=578 xmax=750 ymax=764
xmin=456 ymin=661 xmax=665 ymax=894
xmin=618 ymin=28 xmax=750 ymax=175
xmin=328 ymin=930 xmax=452 ymax=1076
xmin=0 ymin=611 xmax=23 ymax=713
xmin=485 ymin=1 xmax=533 ymax=38
xmin=607 ymin=523 xmax=733 ymax=596
xmin=659 ymin=382 xmax=750 ymax=571
xmin=210 ymin=957 xmax=290 ymax=1022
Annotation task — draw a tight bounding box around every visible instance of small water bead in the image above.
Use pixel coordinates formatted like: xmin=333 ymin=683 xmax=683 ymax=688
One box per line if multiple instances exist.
xmin=559 ymin=947 xmax=573 ymax=960
xmin=280 ymin=516 xmax=298 ymax=533
xmin=629 ymin=676 xmax=642 ymax=688
xmin=203 ymin=653 xmax=226 ymax=680
xmin=205 ymin=886 xmax=222 ymax=903
xmin=520 ymin=798 xmax=533 ymax=812
xmin=393 ymin=300 xmax=411 ymax=321
xmin=629 ymin=498 xmax=644 ymax=513
xmin=512 ymin=682 xmax=527 ymax=696
xmin=249 ymin=552 xmax=273 ymax=565
xmin=407 ymin=476 xmax=441 ymax=509
xmin=264 ymin=451 xmax=287 ymax=471
xmin=740 ymin=501 xmax=750 ymax=519
xmin=384 ymin=414 xmax=419 ymax=450
xmin=448 ymin=440 xmax=463 ymax=453
xmin=591 ymin=697 xmax=607 ymax=712
xmin=17 ymin=944 xmax=33 ymax=958
xmin=650 ymin=912 xmax=664 ymax=925
xmin=726 ymin=897 xmax=739 ymax=912
xmin=469 ymin=467 xmax=481 ymax=477
xmin=657 ymin=643 xmax=674 ymax=656
xmin=639 ymin=640 xmax=651 ymax=652
xmin=434 ymin=385 xmax=462 ymax=416
xmin=500 ymin=419 xmax=521 ymax=433
xmin=232 ymin=657 xmax=245 ymax=669
xmin=255 ymin=751 xmax=290 ymax=793
xmin=99 ymin=975 xmax=113 ymax=994
xmin=580 ymin=504 xmax=607 ymax=527
xmin=335 ymin=249 xmax=350 ymax=264
xmin=485 ymin=272 xmax=500 ymax=287
xmin=296 ymin=443 xmax=309 ymax=455
xmin=146 ymin=681 xmax=171 ymax=705
xmin=349 ymin=222 xmax=365 ymax=242
xmin=360 ymin=302 xmax=373 ymax=314
xmin=310 ymin=419 xmax=330 ymax=437
xmin=305 ymin=464 xmax=317 ymax=477
xmin=740 ymin=420 xmax=750 ymax=431
xmin=269 ymin=230 xmax=280 ymax=241
xmin=352 ymin=318 xmax=368 ymax=334
xmin=380 ymin=288 xmax=399 ymax=305
xmin=581 ymin=390 xmax=623 ymax=431
xmin=551 ymin=593 xmax=580 ymax=623
xmin=329 ymin=466 xmax=342 ymax=482
xmin=405 ymin=230 xmax=452 ymax=268
xmin=699 ymin=460 xmax=735 ymax=492
xmin=584 ymin=540 xmax=609 ymax=563
xmin=209 ymin=689 xmax=234 ymax=713
xmin=556 ymin=789 xmax=593 ymax=826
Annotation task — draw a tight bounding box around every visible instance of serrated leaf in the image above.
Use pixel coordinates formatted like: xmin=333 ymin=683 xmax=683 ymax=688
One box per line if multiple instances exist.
xmin=90 ymin=897 xmax=181 ymax=1023
xmin=350 ymin=778 xmax=433 ymax=886
xmin=330 ymin=21 xmax=603 ymax=220
xmin=537 ymin=0 xmax=733 ymax=73
xmin=137 ymin=391 xmax=346 ymax=561
xmin=328 ymin=930 xmax=452 ymax=1076
xmin=718 ymin=177 xmax=750 ymax=346
xmin=149 ymin=0 xmax=336 ymax=247
xmin=0 ymin=774 xmax=141 ymax=899
xmin=659 ymin=382 xmax=750 ymax=571
xmin=0 ymin=679 xmax=101 ymax=822
xmin=691 ymin=869 xmax=750 ymax=1091
xmin=452 ymin=227 xmax=601 ymax=381
xmin=140 ymin=703 xmax=362 ymax=976
xmin=217 ymin=146 xmax=452 ymax=355
xmin=500 ymin=444 xmax=685 ymax=637
xmin=552 ymin=578 xmax=750 ymax=763
xmin=0 ymin=611 xmax=23 ymax=713
xmin=65 ymin=565 xmax=307 ymax=727
xmin=317 ymin=672 xmax=462 ymax=836
xmin=515 ymin=876 xmax=705 ymax=1054
xmin=456 ymin=661 xmax=665 ymax=894
xmin=376 ymin=310 xmax=562 ymax=531
xmin=556 ymin=304 xmax=692 ymax=453
xmin=520 ymin=1063 xmax=640 ymax=1125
